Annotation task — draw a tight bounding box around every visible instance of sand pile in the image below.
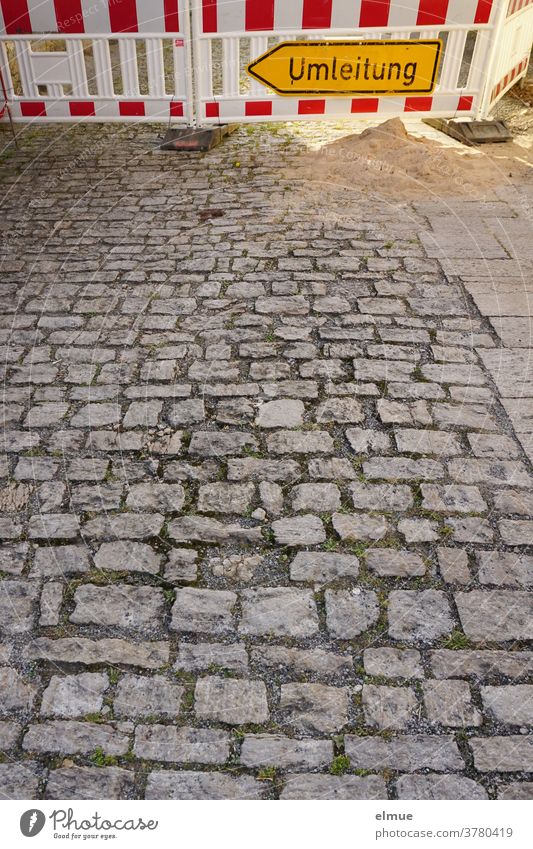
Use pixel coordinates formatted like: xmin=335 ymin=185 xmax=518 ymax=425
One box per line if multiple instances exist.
xmin=290 ymin=117 xmax=531 ymax=200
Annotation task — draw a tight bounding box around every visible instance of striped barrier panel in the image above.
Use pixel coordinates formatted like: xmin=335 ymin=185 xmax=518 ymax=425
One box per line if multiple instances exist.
xmin=192 ymin=0 xmax=502 ymax=123
xmin=485 ymin=0 xmax=532 ymax=107
xmin=0 ymin=0 xmax=193 ymax=122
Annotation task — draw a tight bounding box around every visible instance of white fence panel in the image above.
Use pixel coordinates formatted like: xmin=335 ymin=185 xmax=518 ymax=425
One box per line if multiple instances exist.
xmin=484 ymin=0 xmax=533 ymax=112
xmin=0 ymin=0 xmax=193 ymax=123
xmin=192 ymin=0 xmax=502 ymax=124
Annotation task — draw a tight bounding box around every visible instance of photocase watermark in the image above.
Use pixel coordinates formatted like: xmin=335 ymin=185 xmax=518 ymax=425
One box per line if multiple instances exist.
xmin=20 ymin=810 xmax=46 ymax=838
xmin=19 ymin=808 xmax=159 ymax=840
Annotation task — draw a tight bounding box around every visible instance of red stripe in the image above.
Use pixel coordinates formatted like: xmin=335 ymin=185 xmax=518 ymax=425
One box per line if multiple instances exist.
xmin=416 ymin=0 xmax=450 ymax=26
xmin=351 ymin=98 xmax=379 ymax=113
xmin=70 ymin=101 xmax=95 ymax=116
xmin=53 ymin=0 xmax=84 ymax=33
xmin=108 ymin=0 xmax=138 ymax=33
xmin=302 ymin=0 xmax=332 ymax=29
xmin=202 ymin=0 xmax=217 ymax=32
xmin=170 ymin=101 xmax=184 ymax=117
xmin=474 ymin=0 xmax=494 ymax=23
xmin=21 ymin=101 xmax=46 ymax=117
xmin=457 ymin=95 xmax=473 ymax=111
xmin=0 ymin=0 xmax=32 ymax=34
xmin=164 ymin=0 xmax=180 ymax=31
xmin=298 ymin=100 xmax=326 ymax=114
xmin=359 ymin=0 xmax=391 ymax=27
xmin=245 ymin=101 xmax=273 ymax=116
xmin=245 ymin=0 xmax=275 ymax=30
xmin=404 ymin=96 xmax=433 ymax=112
xmin=119 ymin=101 xmax=145 ymax=116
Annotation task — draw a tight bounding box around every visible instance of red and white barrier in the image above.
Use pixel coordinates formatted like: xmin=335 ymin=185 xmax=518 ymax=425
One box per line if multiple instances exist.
xmin=0 ymin=0 xmax=193 ymax=122
xmin=0 ymin=1 xmax=531 ymax=125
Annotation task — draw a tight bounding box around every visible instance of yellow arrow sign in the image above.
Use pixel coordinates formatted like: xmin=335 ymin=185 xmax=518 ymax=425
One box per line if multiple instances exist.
xmin=247 ymin=40 xmax=442 ymax=97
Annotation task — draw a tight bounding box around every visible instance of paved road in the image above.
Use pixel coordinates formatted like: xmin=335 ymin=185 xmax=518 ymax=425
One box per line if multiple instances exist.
xmin=0 ymin=121 xmax=532 ymax=800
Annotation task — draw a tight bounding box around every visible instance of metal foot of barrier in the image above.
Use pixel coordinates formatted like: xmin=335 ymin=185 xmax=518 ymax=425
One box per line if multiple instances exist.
xmin=424 ymin=118 xmax=513 ymax=145
xmin=158 ymin=124 xmax=236 ymax=152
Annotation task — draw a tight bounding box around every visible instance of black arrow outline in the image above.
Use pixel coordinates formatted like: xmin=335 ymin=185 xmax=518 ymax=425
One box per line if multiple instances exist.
xmin=246 ymin=39 xmax=443 ymax=97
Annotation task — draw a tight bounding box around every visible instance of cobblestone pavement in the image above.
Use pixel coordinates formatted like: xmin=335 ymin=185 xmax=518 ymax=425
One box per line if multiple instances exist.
xmin=0 ymin=120 xmax=532 ymax=801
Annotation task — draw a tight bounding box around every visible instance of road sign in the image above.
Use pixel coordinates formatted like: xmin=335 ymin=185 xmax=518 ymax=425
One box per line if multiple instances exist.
xmin=247 ymin=40 xmax=443 ymax=97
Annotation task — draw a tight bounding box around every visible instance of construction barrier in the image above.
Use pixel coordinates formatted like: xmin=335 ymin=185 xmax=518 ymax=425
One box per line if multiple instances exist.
xmin=0 ymin=0 xmax=193 ymax=122
xmin=0 ymin=1 xmax=532 ymax=125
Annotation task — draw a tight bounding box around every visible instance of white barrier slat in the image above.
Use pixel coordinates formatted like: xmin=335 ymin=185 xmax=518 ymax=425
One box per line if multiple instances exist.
xmin=14 ymin=41 xmax=39 ymax=97
xmin=331 ymin=0 xmax=362 ymax=29
xmin=118 ymin=39 xmax=140 ymax=97
xmin=80 ymin=0 xmax=111 ymax=34
xmin=92 ymin=38 xmax=115 ymax=98
xmin=67 ymin=40 xmax=90 ymax=97
xmin=146 ymin=38 xmax=166 ymax=97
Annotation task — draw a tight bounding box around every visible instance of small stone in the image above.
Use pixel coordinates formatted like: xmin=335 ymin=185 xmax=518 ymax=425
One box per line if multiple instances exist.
xmin=267 ymin=430 xmax=333 ymax=455
xmin=259 ymin=481 xmax=283 ymax=516
xmin=366 ymin=550 xmax=425 ymax=577
xmin=345 ymin=734 xmax=464 ymax=772
xmin=272 ymin=515 xmax=326 ymax=546
xmin=114 ymin=675 xmax=183 ymax=719
xmin=470 ymin=737 xmax=533 ymax=772
xmin=164 ymin=549 xmax=198 ymax=583
xmin=477 ymin=552 xmax=533 ymax=588
xmin=189 ymin=431 xmax=257 ymax=457
xmin=70 ymin=585 xmax=164 ymax=628
xmin=281 ymin=774 xmax=387 ymax=800
xmin=423 ymin=680 xmax=482 ymax=727
xmin=349 ymin=482 xmax=413 ymax=511
xmin=126 ymin=483 xmax=185 ymax=512
xmin=26 ymin=637 xmax=169 ymax=669
xmin=421 ymin=484 xmax=487 ymax=514
xmin=252 ymin=645 xmax=351 ymax=678
xmin=291 ymin=483 xmax=341 ymax=512
xmin=240 ymin=735 xmax=333 ymax=770
xmin=175 ymin=642 xmax=248 ymax=674
xmin=280 ymin=683 xmax=349 ymax=733
xmin=389 ymin=591 xmax=453 ymax=642
xmin=455 ymin=591 xmax=533 ymax=641
xmin=398 ymin=518 xmax=439 ymax=543
xmin=45 ymin=766 xmax=134 ymax=800
xmin=325 ymin=589 xmax=379 ymax=639
xmin=481 ymin=685 xmax=533 ymax=725
xmin=363 ymin=684 xmax=417 ymax=730
xmin=397 ymin=774 xmax=487 ymax=800
xmin=171 ymin=588 xmax=236 ymax=634
xmin=290 ymin=551 xmax=359 ymax=583
xmin=315 ymin=398 xmax=363 ymax=424
xmin=23 ymin=721 xmax=129 ymax=756
xmin=94 ymin=542 xmax=162 ymax=575
xmin=333 ymin=512 xmax=389 ymax=541
xmin=364 ymin=648 xmax=423 ymax=679
xmin=210 ymin=553 xmax=262 ymax=583
xmin=197 ymin=482 xmax=255 ymax=514
xmin=40 ymin=673 xmax=108 ymax=718
xmin=0 ymin=668 xmax=37 ymax=713
xmin=195 ymin=677 xmax=269 ymax=725
xmin=240 ymin=587 xmax=319 ymax=638
xmin=134 ymin=725 xmax=229 ymax=764
xmin=167 ymin=400 xmax=205 ymax=426
xmin=145 ymin=771 xmax=266 ymax=800
xmin=256 ymin=399 xmax=304 ymax=428
xmin=33 ymin=545 xmax=90 ymax=577
xmin=438 ymin=548 xmax=471 ymax=584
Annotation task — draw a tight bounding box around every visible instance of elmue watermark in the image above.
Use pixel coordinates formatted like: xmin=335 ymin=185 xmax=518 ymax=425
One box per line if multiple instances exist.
xmin=19 ymin=808 xmax=158 ymax=839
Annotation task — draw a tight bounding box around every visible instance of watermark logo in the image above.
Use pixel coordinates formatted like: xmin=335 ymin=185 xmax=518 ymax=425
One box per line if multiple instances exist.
xmin=20 ymin=810 xmax=46 ymax=838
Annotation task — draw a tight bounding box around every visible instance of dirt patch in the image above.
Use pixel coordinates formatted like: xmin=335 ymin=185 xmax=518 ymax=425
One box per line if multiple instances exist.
xmin=289 ymin=117 xmax=532 ymax=201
